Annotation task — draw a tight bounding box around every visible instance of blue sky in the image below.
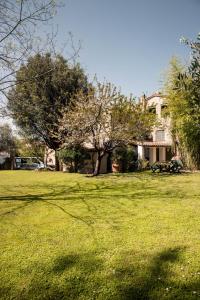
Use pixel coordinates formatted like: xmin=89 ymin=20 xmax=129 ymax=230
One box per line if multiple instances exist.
xmin=52 ymin=0 xmax=199 ymax=97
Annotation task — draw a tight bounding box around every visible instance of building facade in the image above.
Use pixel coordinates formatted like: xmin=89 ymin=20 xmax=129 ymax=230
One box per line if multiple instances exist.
xmin=137 ymin=93 xmax=173 ymax=164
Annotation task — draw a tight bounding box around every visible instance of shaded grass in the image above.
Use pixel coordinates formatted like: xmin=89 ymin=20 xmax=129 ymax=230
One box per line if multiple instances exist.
xmin=0 ymin=171 xmax=200 ymax=299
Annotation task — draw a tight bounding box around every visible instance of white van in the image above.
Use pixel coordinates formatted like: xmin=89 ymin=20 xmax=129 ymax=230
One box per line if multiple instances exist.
xmin=15 ymin=157 xmax=44 ymax=170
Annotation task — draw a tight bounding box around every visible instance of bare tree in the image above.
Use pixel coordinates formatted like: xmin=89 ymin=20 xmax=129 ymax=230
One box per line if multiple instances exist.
xmin=0 ymin=0 xmax=60 ymax=115
xmin=59 ymin=82 xmax=155 ymax=176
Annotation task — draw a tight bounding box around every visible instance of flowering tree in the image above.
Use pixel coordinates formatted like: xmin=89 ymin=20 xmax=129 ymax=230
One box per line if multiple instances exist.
xmin=59 ymin=82 xmax=155 ymax=175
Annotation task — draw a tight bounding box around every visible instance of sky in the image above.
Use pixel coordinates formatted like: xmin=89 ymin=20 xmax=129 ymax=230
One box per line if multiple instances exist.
xmin=51 ymin=0 xmax=200 ymax=97
xmin=0 ymin=0 xmax=199 ymax=127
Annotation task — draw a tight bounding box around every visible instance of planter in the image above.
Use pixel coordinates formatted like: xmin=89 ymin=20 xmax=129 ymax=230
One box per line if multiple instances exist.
xmin=112 ymin=163 xmax=123 ymax=173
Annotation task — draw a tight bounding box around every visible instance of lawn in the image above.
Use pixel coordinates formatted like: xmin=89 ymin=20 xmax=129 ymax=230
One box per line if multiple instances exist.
xmin=0 ymin=171 xmax=200 ymax=300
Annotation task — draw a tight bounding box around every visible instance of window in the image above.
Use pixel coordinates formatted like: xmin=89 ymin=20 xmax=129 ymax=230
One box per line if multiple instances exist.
xmin=161 ymin=104 xmax=169 ymax=118
xmin=148 ymin=106 xmax=156 ymax=114
xmin=155 ymin=130 xmax=165 ymax=141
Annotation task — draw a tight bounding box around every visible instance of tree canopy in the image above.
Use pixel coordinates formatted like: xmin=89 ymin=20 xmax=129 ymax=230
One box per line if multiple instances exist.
xmin=0 ymin=124 xmax=15 ymax=153
xmin=7 ymin=53 xmax=89 ymax=169
xmin=164 ymin=34 xmax=200 ymax=169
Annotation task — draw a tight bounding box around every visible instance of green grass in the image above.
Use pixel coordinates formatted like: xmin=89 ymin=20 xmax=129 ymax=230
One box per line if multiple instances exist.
xmin=0 ymin=171 xmax=200 ymax=300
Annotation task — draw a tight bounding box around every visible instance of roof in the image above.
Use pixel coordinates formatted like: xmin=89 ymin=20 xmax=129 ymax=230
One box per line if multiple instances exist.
xmin=137 ymin=141 xmax=172 ymax=147
xmin=145 ymin=92 xmax=165 ymax=101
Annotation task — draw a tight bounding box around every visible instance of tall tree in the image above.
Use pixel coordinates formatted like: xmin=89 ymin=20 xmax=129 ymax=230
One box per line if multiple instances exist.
xmin=7 ymin=53 xmax=89 ymax=170
xmin=164 ymin=34 xmax=200 ymax=169
xmin=59 ymin=82 xmax=155 ymax=176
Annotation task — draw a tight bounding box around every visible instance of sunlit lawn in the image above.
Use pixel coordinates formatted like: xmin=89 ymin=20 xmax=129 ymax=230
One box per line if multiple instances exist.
xmin=0 ymin=170 xmax=200 ymax=300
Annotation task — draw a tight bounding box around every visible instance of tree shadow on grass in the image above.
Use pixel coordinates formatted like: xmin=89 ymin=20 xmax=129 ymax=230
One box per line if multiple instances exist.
xmin=116 ymin=247 xmax=200 ymax=300
xmin=116 ymin=247 xmax=182 ymax=299
xmin=0 ymin=177 xmax=188 ymax=226
xmin=52 ymin=252 xmax=103 ymax=274
xmin=15 ymin=252 xmax=103 ymax=300
xmin=0 ymin=181 xmax=133 ymax=217
xmin=107 ymin=171 xmax=191 ymax=179
xmin=3 ymin=247 xmax=200 ymax=300
xmin=0 ymin=191 xmax=98 ymax=238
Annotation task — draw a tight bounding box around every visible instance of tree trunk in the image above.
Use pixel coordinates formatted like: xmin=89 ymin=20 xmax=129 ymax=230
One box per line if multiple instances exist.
xmin=55 ymin=152 xmax=60 ymax=171
xmin=93 ymin=152 xmax=103 ymax=176
xmin=10 ymin=150 xmax=15 ymax=170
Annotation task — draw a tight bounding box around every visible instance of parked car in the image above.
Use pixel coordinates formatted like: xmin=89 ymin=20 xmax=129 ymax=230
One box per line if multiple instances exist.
xmin=15 ymin=157 xmax=44 ymax=170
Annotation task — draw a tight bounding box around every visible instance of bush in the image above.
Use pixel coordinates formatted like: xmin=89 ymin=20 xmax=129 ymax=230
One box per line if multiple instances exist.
xmin=137 ymin=159 xmax=150 ymax=171
xmin=57 ymin=146 xmax=90 ymax=172
xmin=112 ymin=146 xmax=138 ymax=172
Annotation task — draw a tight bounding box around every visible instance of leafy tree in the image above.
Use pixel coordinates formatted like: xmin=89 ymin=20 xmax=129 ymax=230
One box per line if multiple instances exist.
xmin=0 ymin=124 xmax=15 ymax=152
xmin=0 ymin=124 xmax=16 ymax=168
xmin=164 ymin=34 xmax=200 ymax=169
xmin=59 ymin=82 xmax=155 ymax=176
xmin=7 ymin=53 xmax=89 ymax=170
xmin=15 ymin=138 xmax=45 ymax=159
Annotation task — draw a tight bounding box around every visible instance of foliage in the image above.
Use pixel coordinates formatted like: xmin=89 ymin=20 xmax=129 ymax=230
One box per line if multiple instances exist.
xmin=0 ymin=124 xmax=16 ymax=169
xmin=112 ymin=146 xmax=138 ymax=172
xmin=0 ymin=123 xmax=16 ymax=153
xmin=164 ymin=35 xmax=200 ymax=169
xmin=0 ymin=171 xmax=200 ymax=299
xmin=57 ymin=146 xmax=90 ymax=172
xmin=0 ymin=124 xmax=44 ymax=159
xmin=137 ymin=158 xmax=150 ymax=171
xmin=60 ymin=81 xmax=155 ymax=175
xmin=15 ymin=138 xmax=45 ymax=159
xmin=7 ymin=53 xmax=88 ymax=169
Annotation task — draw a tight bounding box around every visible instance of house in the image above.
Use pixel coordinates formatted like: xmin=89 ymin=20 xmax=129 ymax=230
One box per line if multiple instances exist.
xmin=44 ymin=146 xmax=110 ymax=173
xmin=45 ymin=92 xmax=174 ymax=173
xmin=137 ymin=92 xmax=173 ymax=164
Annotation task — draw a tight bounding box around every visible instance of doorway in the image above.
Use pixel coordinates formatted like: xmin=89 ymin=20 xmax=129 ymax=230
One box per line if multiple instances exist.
xmin=156 ymin=147 xmax=160 ymax=161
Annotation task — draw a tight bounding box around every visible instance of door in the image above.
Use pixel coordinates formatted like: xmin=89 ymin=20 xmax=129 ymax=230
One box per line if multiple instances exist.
xmin=166 ymin=147 xmax=172 ymax=161
xmin=156 ymin=147 xmax=160 ymax=161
